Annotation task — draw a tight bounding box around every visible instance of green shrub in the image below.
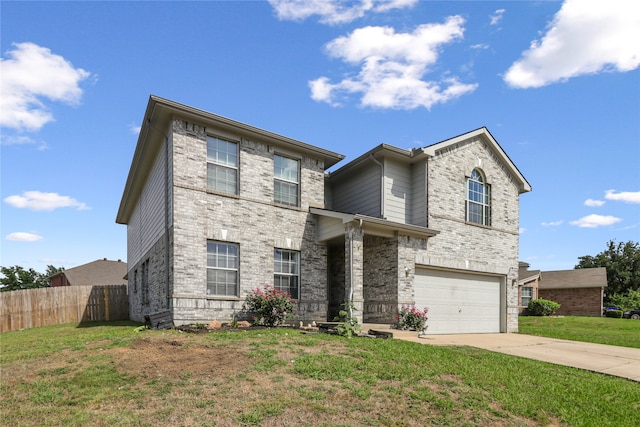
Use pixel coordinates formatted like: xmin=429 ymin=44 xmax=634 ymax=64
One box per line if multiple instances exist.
xmin=605 ymin=310 xmax=623 ymax=318
xmin=333 ymin=301 xmax=361 ymax=338
xmin=244 ymin=285 xmax=297 ymax=327
xmin=527 ymin=299 xmax=561 ymax=316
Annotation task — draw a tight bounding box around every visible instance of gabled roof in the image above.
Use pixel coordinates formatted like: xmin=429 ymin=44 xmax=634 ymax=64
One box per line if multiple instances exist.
xmin=51 ymin=259 xmax=128 ymax=286
xmin=539 ymin=268 xmax=608 ymax=290
xmin=518 ymin=269 xmax=541 ymax=285
xmin=116 ymin=95 xmax=345 ymax=224
xmin=327 ymin=127 xmax=531 ymax=194
xmin=423 ymin=127 xmax=532 ymax=194
xmin=327 ymin=142 xmax=428 ymax=180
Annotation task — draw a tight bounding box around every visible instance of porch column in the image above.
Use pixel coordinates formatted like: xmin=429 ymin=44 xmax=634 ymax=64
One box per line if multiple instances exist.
xmin=345 ymin=223 xmax=364 ymax=323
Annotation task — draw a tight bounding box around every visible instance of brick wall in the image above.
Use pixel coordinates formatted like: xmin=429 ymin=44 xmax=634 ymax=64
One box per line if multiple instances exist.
xmin=363 ymin=235 xmax=398 ymax=323
xmin=422 ymin=136 xmax=521 ymax=332
xmin=539 ymin=288 xmax=603 ymax=317
xmin=169 ymin=119 xmax=329 ymax=325
xmin=128 ymin=232 xmax=170 ymax=322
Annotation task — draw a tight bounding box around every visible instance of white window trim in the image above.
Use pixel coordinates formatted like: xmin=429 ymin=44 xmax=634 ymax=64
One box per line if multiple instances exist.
xmin=207 ymin=136 xmax=239 ymax=195
xmin=274 ymin=248 xmax=300 ymax=299
xmin=206 ymin=241 xmax=239 ymax=297
xmin=274 ymin=154 xmax=300 ymax=207
xmin=466 ymin=169 xmax=491 ymax=226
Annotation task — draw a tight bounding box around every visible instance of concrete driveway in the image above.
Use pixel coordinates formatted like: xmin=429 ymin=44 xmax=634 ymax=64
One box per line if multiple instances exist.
xmin=365 ymin=326 xmax=640 ymax=382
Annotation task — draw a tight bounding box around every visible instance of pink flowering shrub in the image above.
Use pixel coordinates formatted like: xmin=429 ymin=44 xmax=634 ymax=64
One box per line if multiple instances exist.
xmin=244 ymin=285 xmax=297 ymax=327
xmin=396 ymin=306 xmax=428 ymax=332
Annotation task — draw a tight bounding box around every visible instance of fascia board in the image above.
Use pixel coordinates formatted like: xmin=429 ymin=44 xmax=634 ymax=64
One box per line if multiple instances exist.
xmin=424 ymin=127 xmax=532 ymax=194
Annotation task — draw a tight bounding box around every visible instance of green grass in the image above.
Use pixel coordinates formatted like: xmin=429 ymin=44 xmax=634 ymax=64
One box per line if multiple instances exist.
xmin=1 ymin=322 xmax=639 ymax=426
xmin=519 ymin=315 xmax=640 ymax=348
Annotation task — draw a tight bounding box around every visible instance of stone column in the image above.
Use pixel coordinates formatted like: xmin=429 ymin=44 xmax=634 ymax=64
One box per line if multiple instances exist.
xmin=345 ymin=223 xmax=364 ymax=323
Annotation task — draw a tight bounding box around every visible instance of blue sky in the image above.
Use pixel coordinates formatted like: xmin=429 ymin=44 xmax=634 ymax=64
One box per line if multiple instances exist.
xmin=1 ymin=0 xmax=638 ymax=274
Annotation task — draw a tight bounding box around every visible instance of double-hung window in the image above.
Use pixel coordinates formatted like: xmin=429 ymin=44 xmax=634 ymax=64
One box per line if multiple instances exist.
xmin=521 ymin=286 xmax=533 ymax=307
xmin=274 ymin=249 xmax=299 ymax=299
xmin=274 ymin=155 xmax=299 ymax=206
xmin=207 ymin=136 xmax=238 ymax=195
xmin=206 ymin=241 xmax=239 ymax=296
xmin=466 ymin=169 xmax=491 ymax=226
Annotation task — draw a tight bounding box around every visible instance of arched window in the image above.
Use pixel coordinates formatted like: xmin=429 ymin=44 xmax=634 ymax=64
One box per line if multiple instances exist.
xmin=467 ymin=169 xmax=491 ymax=226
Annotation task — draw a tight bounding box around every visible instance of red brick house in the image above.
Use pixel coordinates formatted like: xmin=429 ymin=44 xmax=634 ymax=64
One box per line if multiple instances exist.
xmin=518 ymin=263 xmax=607 ymax=317
xmin=517 ymin=262 xmax=540 ymax=314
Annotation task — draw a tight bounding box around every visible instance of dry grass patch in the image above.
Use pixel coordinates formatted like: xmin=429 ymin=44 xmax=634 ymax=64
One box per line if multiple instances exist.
xmin=2 ymin=322 xmax=637 ymax=426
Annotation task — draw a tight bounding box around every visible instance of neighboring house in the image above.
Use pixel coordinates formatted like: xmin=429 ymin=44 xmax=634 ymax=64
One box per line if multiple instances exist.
xmin=50 ymin=258 xmax=127 ymax=287
xmin=116 ymin=96 xmax=531 ymax=334
xmin=517 ymin=264 xmax=607 ymax=316
xmin=517 ymin=261 xmax=541 ymax=313
xmin=539 ymin=268 xmax=607 ymax=317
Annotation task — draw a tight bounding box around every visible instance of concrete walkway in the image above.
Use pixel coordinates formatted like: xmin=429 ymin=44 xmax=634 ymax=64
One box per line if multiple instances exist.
xmin=363 ymin=325 xmax=640 ymax=382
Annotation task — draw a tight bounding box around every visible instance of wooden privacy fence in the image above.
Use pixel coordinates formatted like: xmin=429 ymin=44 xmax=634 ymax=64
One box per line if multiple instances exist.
xmin=0 ymin=285 xmax=129 ymax=333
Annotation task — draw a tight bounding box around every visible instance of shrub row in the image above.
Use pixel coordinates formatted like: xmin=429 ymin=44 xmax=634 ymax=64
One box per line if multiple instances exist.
xmin=605 ymin=310 xmax=623 ymax=318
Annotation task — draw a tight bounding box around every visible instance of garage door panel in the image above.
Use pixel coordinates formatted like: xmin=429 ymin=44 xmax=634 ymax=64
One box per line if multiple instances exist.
xmin=415 ymin=269 xmax=501 ymax=334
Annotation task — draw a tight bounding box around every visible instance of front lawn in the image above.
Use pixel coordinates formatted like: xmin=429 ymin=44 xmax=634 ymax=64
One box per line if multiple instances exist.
xmin=1 ymin=322 xmax=639 ymax=426
xmin=519 ymin=315 xmax=640 ymax=348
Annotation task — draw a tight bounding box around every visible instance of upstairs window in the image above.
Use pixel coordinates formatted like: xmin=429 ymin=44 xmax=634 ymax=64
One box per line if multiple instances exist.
xmin=466 ymin=169 xmax=491 ymax=226
xmin=206 ymin=241 xmax=239 ymax=296
xmin=274 ymin=249 xmax=300 ymax=299
xmin=274 ymin=154 xmax=299 ymax=206
xmin=207 ymin=136 xmax=238 ymax=194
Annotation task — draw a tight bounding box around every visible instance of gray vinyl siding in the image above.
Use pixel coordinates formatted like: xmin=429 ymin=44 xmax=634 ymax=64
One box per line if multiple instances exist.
xmin=127 ymin=141 xmax=167 ymax=267
xmin=410 ymin=160 xmax=427 ymax=226
xmin=331 ymin=164 xmax=381 ymax=217
xmin=383 ymin=158 xmax=411 ymax=224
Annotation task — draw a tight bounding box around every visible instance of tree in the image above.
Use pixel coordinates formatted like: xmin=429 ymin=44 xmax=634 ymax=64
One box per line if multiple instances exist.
xmin=575 ymin=240 xmax=640 ymax=299
xmin=0 ymin=265 xmax=63 ymax=292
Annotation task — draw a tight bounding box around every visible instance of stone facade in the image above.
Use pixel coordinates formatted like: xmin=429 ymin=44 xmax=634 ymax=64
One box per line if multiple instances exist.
xmin=423 ymin=136 xmax=521 ymax=332
xmin=119 ymin=98 xmax=530 ymax=333
xmin=168 ymin=119 xmax=329 ymax=325
xmin=128 ymin=232 xmax=170 ymax=321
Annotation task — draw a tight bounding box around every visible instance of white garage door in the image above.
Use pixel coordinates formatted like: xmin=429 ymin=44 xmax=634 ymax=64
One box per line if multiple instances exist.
xmin=414 ymin=268 xmax=502 ymax=334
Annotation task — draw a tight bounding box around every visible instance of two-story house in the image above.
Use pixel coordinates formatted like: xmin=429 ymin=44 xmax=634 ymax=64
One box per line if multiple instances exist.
xmin=117 ymin=96 xmax=531 ymax=334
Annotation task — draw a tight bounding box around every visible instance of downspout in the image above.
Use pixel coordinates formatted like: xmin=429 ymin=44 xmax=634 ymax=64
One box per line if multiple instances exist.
xmin=370 ymin=154 xmax=384 ymax=219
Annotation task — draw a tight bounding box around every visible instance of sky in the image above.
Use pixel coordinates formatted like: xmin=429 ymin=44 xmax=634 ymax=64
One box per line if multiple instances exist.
xmin=1 ymin=0 xmax=639 ymax=274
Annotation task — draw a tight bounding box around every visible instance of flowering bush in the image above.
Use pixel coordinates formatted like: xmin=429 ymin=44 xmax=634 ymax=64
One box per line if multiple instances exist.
xmin=244 ymin=285 xmax=297 ymax=327
xmin=396 ymin=306 xmax=428 ymax=332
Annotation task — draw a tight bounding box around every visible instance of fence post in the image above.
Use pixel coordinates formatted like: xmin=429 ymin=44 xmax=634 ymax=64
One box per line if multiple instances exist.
xmin=104 ymin=286 xmax=110 ymax=321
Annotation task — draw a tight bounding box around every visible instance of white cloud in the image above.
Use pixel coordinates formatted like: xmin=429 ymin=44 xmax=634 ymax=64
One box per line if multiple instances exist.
xmin=541 ymin=220 xmax=563 ymax=227
xmin=470 ymin=44 xmax=490 ymax=50
xmin=129 ymin=123 xmax=142 ymax=135
xmin=570 ymin=214 xmax=622 ymax=228
xmin=584 ymin=199 xmax=605 ymax=207
xmin=490 ymin=9 xmax=505 ymax=26
xmin=4 ymin=191 xmax=90 ymax=211
xmin=0 ymin=42 xmax=91 ymax=132
xmin=268 ymin=0 xmax=417 ymax=25
xmin=6 ymin=232 xmax=43 ymax=242
xmin=605 ymin=189 xmax=640 ymax=204
xmin=309 ymin=17 xmax=478 ymax=109
xmin=0 ymin=134 xmax=49 ymax=150
xmin=504 ymin=0 xmax=640 ymax=88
